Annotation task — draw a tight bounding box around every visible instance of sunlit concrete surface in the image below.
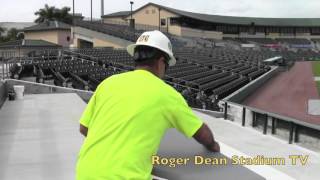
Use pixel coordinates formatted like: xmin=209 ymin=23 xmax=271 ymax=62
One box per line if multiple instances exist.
xmin=194 ymin=111 xmax=320 ymax=180
xmin=0 ymin=93 xmax=86 ymax=180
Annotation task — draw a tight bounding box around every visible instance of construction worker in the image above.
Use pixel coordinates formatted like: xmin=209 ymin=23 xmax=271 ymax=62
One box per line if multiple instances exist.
xmin=76 ymin=30 xmax=220 ymax=180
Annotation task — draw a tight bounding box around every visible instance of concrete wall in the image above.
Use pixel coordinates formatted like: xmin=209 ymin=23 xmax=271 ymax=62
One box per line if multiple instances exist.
xmin=0 ymin=80 xmax=7 ymax=109
xmin=224 ymin=66 xmax=281 ymax=103
xmin=193 ymin=108 xmax=224 ymax=118
xmin=180 ymin=27 xmax=223 ymax=39
xmin=5 ymin=79 xmax=93 ymax=103
xmin=265 ymin=33 xmax=279 ymax=39
xmin=72 ymin=26 xmax=132 ymax=48
xmin=251 ymin=110 xmax=320 ymax=150
xmin=25 ymin=30 xmax=71 ymax=47
xmin=57 ymin=30 xmax=72 ymax=47
xmin=103 ymin=17 xmax=127 ymax=24
xmin=222 ymin=34 xmax=239 ymax=38
xmin=0 ymin=49 xmax=36 ymax=58
xmin=239 ymin=32 xmax=266 ymax=38
xmin=222 ymin=103 xmax=254 ymax=126
xmin=93 ymin=38 xmax=122 ymax=48
xmin=168 ymin=25 xmax=181 ymax=36
xmin=294 ymin=35 xmax=320 ymax=39
xmin=25 ymin=31 xmax=59 ymax=44
xmin=130 ymin=4 xmax=179 ymax=28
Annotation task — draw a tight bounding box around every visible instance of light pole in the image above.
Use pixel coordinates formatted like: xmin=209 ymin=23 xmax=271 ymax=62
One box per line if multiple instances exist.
xmin=130 ymin=1 xmax=134 ymax=40
xmin=73 ymin=0 xmax=75 ymax=21
xmin=91 ymin=0 xmax=93 ymax=22
xmin=72 ymin=0 xmax=75 ymax=46
xmin=130 ymin=1 xmax=134 ymax=20
xmin=101 ymin=0 xmax=104 ymax=23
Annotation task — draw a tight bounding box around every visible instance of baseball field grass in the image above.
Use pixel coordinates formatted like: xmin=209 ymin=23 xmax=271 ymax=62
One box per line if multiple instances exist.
xmin=312 ymin=61 xmax=320 ymax=95
xmin=312 ymin=61 xmax=320 ymax=76
xmin=316 ymin=81 xmax=320 ymax=95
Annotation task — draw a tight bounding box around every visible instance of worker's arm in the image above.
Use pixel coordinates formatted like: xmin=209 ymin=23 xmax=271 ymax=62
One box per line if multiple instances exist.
xmin=79 ymin=124 xmax=88 ymax=137
xmin=79 ymin=90 xmax=98 ymax=137
xmin=193 ymin=123 xmax=220 ymax=152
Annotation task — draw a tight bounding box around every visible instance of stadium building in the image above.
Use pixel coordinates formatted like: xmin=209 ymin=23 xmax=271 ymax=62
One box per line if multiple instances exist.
xmin=0 ymin=1 xmax=320 ymax=180
xmin=24 ymin=21 xmax=72 ymax=47
xmin=102 ymin=3 xmax=320 ymax=40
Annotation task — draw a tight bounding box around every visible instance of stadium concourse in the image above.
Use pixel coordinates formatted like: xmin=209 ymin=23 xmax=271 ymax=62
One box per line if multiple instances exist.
xmin=1 ymin=1 xmax=320 ymax=180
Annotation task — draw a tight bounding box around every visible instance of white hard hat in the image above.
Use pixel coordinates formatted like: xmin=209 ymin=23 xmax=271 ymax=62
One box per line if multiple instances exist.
xmin=127 ymin=30 xmax=176 ymax=66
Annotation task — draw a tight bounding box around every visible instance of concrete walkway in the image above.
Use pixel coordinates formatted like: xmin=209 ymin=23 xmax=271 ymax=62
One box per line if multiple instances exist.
xmin=0 ymin=93 xmax=86 ymax=180
xmin=194 ymin=111 xmax=320 ymax=180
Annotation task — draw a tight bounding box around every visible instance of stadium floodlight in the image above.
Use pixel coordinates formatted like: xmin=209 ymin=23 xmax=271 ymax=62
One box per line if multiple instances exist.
xmin=130 ymin=1 xmax=134 ymax=20
xmin=101 ymin=0 xmax=104 ymax=19
xmin=91 ymin=0 xmax=93 ymax=22
xmin=72 ymin=0 xmax=75 ymax=41
xmin=130 ymin=1 xmax=135 ymax=39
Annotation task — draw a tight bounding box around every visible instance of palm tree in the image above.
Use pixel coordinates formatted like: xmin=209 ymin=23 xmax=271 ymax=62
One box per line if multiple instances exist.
xmin=0 ymin=26 xmax=6 ymax=37
xmin=34 ymin=4 xmax=72 ymax=24
xmin=6 ymin=28 xmax=23 ymax=41
xmin=0 ymin=28 xmax=24 ymax=43
xmin=34 ymin=4 xmax=55 ymax=23
xmin=55 ymin=7 xmax=72 ymax=23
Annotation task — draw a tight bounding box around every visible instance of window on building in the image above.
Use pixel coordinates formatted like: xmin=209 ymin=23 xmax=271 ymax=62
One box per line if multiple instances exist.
xmin=170 ymin=18 xmax=179 ymax=25
xmin=249 ymin=26 xmax=255 ymax=35
xmin=296 ymin=27 xmax=309 ymax=33
xmin=146 ymin=10 xmax=149 ymax=14
xmin=311 ymin=27 xmax=320 ymax=35
xmin=239 ymin=26 xmax=249 ymax=32
xmin=161 ymin=18 xmax=166 ymax=26
xmin=270 ymin=27 xmax=280 ymax=33
xmin=152 ymin=9 xmax=156 ymax=14
xmin=255 ymin=26 xmax=265 ymax=33
xmin=67 ymin=36 xmax=70 ymax=42
xmin=280 ymin=27 xmax=294 ymax=34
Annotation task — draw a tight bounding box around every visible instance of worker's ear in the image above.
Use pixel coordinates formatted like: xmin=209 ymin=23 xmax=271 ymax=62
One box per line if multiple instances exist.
xmin=156 ymin=57 xmax=164 ymax=70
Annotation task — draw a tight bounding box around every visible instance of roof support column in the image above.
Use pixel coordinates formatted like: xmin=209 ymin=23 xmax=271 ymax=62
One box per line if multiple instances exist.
xmin=271 ymin=117 xmax=277 ymax=134
xmin=242 ymin=107 xmax=246 ymax=126
xmin=158 ymin=8 xmax=161 ymax=31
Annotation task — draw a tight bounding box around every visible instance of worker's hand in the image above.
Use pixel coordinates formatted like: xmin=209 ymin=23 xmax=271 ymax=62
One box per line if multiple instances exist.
xmin=207 ymin=142 xmax=220 ymax=152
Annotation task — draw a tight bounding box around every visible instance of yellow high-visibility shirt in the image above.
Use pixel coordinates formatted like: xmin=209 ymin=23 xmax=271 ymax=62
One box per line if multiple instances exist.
xmin=76 ymin=69 xmax=203 ymax=180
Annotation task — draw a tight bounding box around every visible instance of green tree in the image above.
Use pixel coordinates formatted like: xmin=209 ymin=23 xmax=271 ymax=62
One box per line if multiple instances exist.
xmin=34 ymin=4 xmax=72 ymax=24
xmin=6 ymin=28 xmax=24 ymax=41
xmin=0 ymin=28 xmax=24 ymax=43
xmin=0 ymin=26 xmax=6 ymax=37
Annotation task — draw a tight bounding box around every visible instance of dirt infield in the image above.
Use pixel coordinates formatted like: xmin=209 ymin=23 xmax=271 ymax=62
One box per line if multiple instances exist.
xmin=244 ymin=62 xmax=320 ymax=125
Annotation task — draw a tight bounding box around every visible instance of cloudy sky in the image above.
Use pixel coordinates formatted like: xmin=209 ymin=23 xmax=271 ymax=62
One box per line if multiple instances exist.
xmin=1 ymin=0 xmax=320 ymax=22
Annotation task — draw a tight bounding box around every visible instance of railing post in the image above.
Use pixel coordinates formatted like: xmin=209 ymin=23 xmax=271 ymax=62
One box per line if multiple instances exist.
xmin=294 ymin=125 xmax=300 ymax=143
xmin=1 ymin=59 xmax=4 ymax=80
xmin=252 ymin=112 xmax=256 ymax=127
xmin=224 ymin=102 xmax=228 ymax=120
xmin=263 ymin=114 xmax=268 ymax=135
xmin=289 ymin=122 xmax=295 ymax=144
xmin=271 ymin=117 xmax=277 ymax=134
xmin=242 ymin=107 xmax=246 ymax=126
